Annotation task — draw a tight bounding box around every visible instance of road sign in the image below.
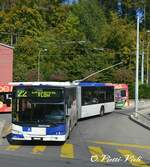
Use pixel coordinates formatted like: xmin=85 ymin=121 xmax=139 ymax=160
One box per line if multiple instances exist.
xmin=136 ymin=8 xmax=144 ymax=23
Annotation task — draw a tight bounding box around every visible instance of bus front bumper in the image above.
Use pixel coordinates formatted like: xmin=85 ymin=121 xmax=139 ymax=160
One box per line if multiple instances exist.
xmin=11 ymin=133 xmax=67 ymax=141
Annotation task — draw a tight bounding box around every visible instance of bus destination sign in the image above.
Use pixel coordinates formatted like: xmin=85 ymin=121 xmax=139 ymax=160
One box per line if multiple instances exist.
xmin=16 ymin=89 xmax=62 ymax=98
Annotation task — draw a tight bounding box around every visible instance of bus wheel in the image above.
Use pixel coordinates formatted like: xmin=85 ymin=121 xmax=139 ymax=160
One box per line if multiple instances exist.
xmin=100 ymin=106 xmax=104 ymax=117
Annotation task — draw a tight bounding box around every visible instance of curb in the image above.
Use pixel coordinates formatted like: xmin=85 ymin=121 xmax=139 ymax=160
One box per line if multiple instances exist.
xmin=0 ymin=120 xmax=6 ymax=138
xmin=130 ymin=114 xmax=150 ymax=130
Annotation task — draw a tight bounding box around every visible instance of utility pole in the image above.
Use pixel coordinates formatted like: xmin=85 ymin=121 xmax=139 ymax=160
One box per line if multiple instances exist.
xmin=135 ymin=8 xmax=144 ymax=114
xmin=141 ymin=0 xmax=145 ymax=85
xmin=141 ymin=42 xmax=144 ymax=84
xmin=146 ymin=30 xmax=150 ymax=85
xmin=37 ymin=49 xmax=47 ymax=81
xmin=135 ymin=12 xmax=140 ymax=114
xmin=147 ymin=42 xmax=150 ymax=85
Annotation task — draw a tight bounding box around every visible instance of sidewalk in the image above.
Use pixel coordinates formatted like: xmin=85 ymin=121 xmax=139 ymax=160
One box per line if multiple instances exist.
xmin=130 ymin=100 xmax=150 ymax=130
xmin=128 ymin=99 xmax=150 ymax=109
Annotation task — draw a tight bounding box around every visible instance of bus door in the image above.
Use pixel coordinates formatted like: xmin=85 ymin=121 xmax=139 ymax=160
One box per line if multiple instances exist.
xmin=65 ymin=88 xmax=77 ymax=129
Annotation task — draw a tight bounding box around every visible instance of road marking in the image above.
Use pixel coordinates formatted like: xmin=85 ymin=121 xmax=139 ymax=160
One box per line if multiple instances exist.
xmin=32 ymin=146 xmax=46 ymax=154
xmin=118 ymin=149 xmax=149 ymax=167
xmin=91 ymin=141 xmax=150 ymax=150
xmin=88 ymin=146 xmax=106 ymax=162
xmin=60 ymin=143 xmax=74 ymax=159
xmin=5 ymin=145 xmax=21 ymax=151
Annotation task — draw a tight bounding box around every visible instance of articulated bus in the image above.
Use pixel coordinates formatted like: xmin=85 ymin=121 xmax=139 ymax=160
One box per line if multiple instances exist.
xmin=11 ymin=82 xmax=115 ymax=142
xmin=11 ymin=82 xmax=77 ymax=141
xmin=0 ymin=84 xmax=12 ymax=113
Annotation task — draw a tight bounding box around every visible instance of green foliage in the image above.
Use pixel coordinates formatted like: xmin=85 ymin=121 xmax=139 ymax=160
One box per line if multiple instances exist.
xmin=13 ymin=36 xmax=40 ymax=81
xmin=72 ymin=0 xmax=109 ymax=46
xmin=112 ymin=67 xmax=134 ymax=84
xmin=139 ymin=84 xmax=150 ymax=99
xmin=129 ymin=84 xmax=150 ymax=99
xmin=106 ymin=12 xmax=136 ymax=66
xmin=0 ymin=6 xmax=46 ymax=36
xmin=0 ymin=0 xmax=149 ymax=100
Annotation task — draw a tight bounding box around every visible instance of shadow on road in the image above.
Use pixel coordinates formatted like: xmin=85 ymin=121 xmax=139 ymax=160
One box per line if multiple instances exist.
xmin=114 ymin=110 xmax=132 ymax=117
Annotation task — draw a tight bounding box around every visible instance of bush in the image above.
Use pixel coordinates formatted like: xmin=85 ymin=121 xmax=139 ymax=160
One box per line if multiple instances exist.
xmin=128 ymin=84 xmax=150 ymax=99
xmin=139 ymin=84 xmax=150 ymax=99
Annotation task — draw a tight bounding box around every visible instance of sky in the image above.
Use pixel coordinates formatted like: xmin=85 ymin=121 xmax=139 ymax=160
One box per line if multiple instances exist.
xmin=63 ymin=0 xmax=78 ymax=5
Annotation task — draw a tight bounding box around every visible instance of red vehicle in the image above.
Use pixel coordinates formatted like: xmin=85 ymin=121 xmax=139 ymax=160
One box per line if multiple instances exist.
xmin=0 ymin=84 xmax=13 ymax=112
xmin=113 ymin=84 xmax=129 ymax=109
xmin=107 ymin=83 xmax=129 ymax=109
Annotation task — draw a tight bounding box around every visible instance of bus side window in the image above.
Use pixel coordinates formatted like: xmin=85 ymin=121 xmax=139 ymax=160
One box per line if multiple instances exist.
xmin=98 ymin=93 xmax=105 ymax=103
xmin=83 ymin=96 xmax=91 ymax=105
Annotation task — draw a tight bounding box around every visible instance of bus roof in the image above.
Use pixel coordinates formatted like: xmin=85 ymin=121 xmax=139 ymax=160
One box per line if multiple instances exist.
xmin=9 ymin=81 xmax=72 ymax=87
xmin=79 ymin=82 xmax=112 ymax=87
xmin=106 ymin=83 xmax=128 ymax=89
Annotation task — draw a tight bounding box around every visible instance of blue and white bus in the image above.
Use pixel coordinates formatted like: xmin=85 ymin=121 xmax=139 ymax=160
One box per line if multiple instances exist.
xmin=10 ymin=82 xmax=115 ymax=142
xmin=11 ymin=82 xmax=77 ymax=142
xmin=77 ymin=82 xmax=115 ymax=118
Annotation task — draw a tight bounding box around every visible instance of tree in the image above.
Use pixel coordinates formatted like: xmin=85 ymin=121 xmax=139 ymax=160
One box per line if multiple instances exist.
xmin=72 ymin=0 xmax=109 ymax=46
xmin=105 ymin=12 xmax=136 ymax=67
xmin=0 ymin=5 xmax=46 ymax=40
xmin=13 ymin=36 xmax=39 ymax=81
xmin=112 ymin=67 xmax=134 ymax=84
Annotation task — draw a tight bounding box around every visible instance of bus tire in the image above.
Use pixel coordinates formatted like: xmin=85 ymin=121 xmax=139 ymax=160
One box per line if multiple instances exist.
xmin=100 ymin=106 xmax=104 ymax=117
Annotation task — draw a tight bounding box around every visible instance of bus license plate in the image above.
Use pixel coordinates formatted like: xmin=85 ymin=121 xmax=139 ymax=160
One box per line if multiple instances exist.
xmin=32 ymin=137 xmax=42 ymax=141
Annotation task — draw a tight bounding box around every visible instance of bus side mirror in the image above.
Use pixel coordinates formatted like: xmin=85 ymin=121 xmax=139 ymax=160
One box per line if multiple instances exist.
xmin=6 ymin=99 xmax=11 ymax=107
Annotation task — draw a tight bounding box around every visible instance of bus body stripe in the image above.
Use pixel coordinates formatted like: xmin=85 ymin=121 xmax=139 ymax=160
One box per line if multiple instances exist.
xmin=46 ymin=124 xmax=66 ymax=135
xmin=79 ymin=82 xmax=106 ymax=87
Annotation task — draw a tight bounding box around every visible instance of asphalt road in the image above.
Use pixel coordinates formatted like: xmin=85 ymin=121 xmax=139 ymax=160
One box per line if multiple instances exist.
xmin=0 ymin=109 xmax=150 ymax=167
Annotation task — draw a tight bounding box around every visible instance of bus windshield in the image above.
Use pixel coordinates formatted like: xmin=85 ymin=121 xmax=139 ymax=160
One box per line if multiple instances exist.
xmin=12 ymin=98 xmax=65 ymax=125
xmin=12 ymin=86 xmax=65 ymax=125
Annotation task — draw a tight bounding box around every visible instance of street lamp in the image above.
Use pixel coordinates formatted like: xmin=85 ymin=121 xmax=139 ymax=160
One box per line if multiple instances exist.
xmin=37 ymin=48 xmax=47 ymax=81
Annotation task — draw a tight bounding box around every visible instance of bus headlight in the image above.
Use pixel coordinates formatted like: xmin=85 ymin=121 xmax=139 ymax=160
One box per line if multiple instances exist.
xmin=12 ymin=130 xmax=22 ymax=135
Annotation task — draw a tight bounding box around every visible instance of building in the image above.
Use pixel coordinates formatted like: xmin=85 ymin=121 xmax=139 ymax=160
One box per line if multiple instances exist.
xmin=0 ymin=43 xmax=13 ymax=84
